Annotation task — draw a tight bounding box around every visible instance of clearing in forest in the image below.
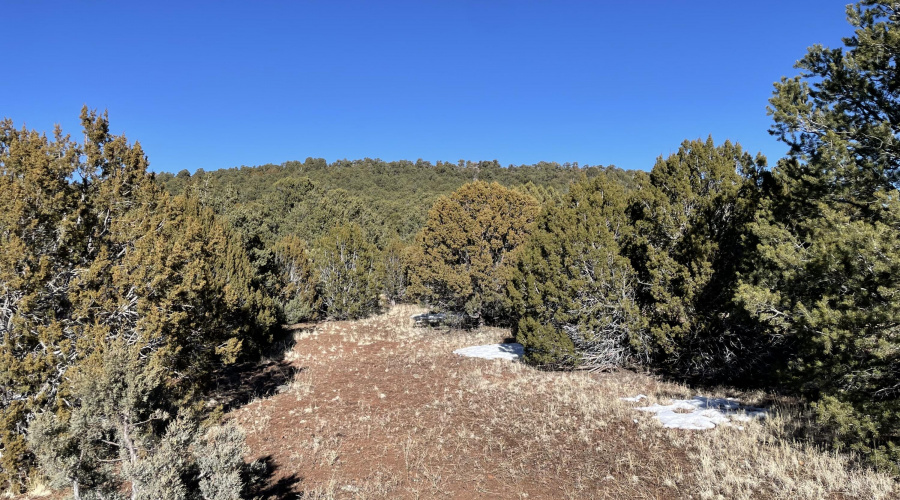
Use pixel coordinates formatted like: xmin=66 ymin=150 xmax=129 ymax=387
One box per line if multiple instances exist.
xmin=227 ymin=305 xmax=897 ymax=500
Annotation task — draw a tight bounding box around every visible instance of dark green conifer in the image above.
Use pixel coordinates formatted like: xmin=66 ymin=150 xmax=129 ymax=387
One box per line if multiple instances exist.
xmin=627 ymin=138 xmax=764 ymax=378
xmin=737 ymin=0 xmax=900 ymax=469
xmin=313 ymin=223 xmax=381 ymax=320
xmin=508 ymin=174 xmax=646 ymax=369
xmin=274 ymin=234 xmax=319 ymax=323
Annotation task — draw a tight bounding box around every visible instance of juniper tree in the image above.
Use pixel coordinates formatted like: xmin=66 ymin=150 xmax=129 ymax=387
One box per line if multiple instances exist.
xmin=313 ymin=223 xmax=382 ymax=320
xmin=0 ymin=109 xmax=275 ymax=492
xmin=381 ymin=239 xmax=411 ymax=306
xmin=627 ymin=138 xmax=764 ymax=379
xmin=409 ymin=181 xmax=540 ymax=325
xmin=274 ymin=234 xmax=319 ymax=323
xmin=29 ymin=343 xmax=249 ymax=499
xmin=507 ymin=174 xmax=647 ymax=369
xmin=0 ymin=119 xmax=81 ymax=489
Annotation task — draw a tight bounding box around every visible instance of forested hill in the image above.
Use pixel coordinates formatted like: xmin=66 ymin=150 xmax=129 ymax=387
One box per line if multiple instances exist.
xmin=156 ymin=157 xmax=636 ymax=244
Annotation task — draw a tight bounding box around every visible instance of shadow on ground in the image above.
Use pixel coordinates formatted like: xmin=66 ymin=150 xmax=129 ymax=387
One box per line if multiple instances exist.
xmin=210 ymin=327 xmax=313 ymax=412
xmin=213 ymin=359 xmax=302 ymax=411
xmin=243 ymin=455 xmax=303 ymax=499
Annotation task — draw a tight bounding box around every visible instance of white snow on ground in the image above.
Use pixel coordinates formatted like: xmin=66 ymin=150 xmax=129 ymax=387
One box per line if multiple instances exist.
xmin=623 ymin=396 xmax=767 ymax=430
xmin=620 ymin=394 xmax=648 ymax=402
xmin=453 ymin=343 xmax=524 ymax=361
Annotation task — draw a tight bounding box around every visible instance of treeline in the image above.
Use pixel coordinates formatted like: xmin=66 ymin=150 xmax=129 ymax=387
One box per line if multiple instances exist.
xmin=153 ymin=154 xmax=630 ymax=324
xmin=157 ymin=155 xmax=630 ymax=245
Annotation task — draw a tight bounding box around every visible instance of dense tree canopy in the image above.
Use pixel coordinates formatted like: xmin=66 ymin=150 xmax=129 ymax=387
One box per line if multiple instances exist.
xmin=158 ymin=157 xmax=626 ymax=247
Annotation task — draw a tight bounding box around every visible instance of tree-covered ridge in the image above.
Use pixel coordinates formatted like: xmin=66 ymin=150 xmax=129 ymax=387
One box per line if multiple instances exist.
xmin=153 ymin=154 xmax=637 ymax=329
xmin=4 ymin=0 xmax=900 ymax=494
xmin=157 ymin=157 xmax=634 ymax=244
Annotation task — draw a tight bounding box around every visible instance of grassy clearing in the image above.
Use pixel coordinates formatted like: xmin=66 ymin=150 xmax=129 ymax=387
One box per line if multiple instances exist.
xmin=229 ymin=305 xmax=897 ymax=499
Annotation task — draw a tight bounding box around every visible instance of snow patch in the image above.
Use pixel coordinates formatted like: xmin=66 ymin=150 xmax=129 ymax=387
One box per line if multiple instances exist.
xmin=620 ymin=394 xmax=648 ymax=402
xmin=453 ymin=343 xmax=524 ymax=361
xmin=624 ymin=396 xmax=767 ymax=430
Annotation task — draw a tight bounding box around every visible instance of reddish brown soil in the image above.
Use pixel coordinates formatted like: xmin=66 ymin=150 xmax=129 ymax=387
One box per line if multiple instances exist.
xmin=229 ymin=311 xmax=695 ymax=499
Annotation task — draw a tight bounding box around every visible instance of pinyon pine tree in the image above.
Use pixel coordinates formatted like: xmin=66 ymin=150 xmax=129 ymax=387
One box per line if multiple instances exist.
xmin=737 ymin=0 xmax=900 ymax=470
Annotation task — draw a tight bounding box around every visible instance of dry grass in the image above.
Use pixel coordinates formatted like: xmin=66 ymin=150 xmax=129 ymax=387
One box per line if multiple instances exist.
xmin=229 ymin=305 xmax=897 ymax=499
xmin=3 ymin=476 xmax=53 ymax=500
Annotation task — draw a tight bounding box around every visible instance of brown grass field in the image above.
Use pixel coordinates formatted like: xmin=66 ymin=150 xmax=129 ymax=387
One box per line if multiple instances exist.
xmin=227 ymin=305 xmax=897 ymax=499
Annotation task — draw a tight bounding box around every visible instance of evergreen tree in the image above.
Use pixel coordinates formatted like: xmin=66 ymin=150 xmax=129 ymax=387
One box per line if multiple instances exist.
xmin=313 ymin=224 xmax=381 ymax=320
xmin=409 ymin=181 xmax=540 ymax=324
xmin=381 ymin=239 xmax=411 ymax=306
xmin=627 ymin=138 xmax=764 ymax=379
xmin=737 ymin=0 xmax=900 ymax=469
xmin=508 ymin=174 xmax=647 ymax=369
xmin=0 ymin=109 xmax=275 ymax=493
xmin=274 ymin=234 xmax=319 ymax=323
xmin=0 ymin=119 xmax=81 ymax=488
xmin=29 ymin=342 xmax=248 ymax=499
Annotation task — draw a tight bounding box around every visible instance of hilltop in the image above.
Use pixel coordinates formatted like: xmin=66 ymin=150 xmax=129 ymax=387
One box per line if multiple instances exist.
xmin=223 ymin=306 xmax=896 ymax=499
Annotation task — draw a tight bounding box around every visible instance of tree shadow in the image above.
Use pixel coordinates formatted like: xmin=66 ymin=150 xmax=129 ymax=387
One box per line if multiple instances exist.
xmin=214 ymin=360 xmax=303 ymax=412
xmin=243 ymin=455 xmax=303 ymax=500
xmin=209 ymin=331 xmax=307 ymax=412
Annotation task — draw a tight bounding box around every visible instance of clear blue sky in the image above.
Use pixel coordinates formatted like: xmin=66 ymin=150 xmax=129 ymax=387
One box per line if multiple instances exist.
xmin=4 ymin=1 xmax=851 ymax=173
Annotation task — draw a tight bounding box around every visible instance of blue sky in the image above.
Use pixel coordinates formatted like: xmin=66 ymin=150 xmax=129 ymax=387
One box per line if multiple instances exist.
xmin=4 ymin=1 xmax=851 ymax=173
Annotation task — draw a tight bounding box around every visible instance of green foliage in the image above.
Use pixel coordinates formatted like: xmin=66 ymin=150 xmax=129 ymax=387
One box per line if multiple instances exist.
xmin=381 ymin=239 xmax=412 ymax=306
xmin=273 ymin=235 xmax=319 ymax=323
xmin=0 ymin=119 xmax=81 ymax=487
xmin=159 ymin=157 xmax=628 ymax=248
xmin=158 ymin=155 xmax=629 ymax=327
xmin=505 ymin=138 xmax=767 ymax=379
xmin=737 ymin=0 xmax=900 ymax=469
xmin=195 ymin=423 xmax=247 ymax=500
xmin=512 ymin=181 xmax=561 ymax=205
xmin=313 ymin=224 xmax=382 ymax=320
xmin=29 ymin=350 xmax=249 ymax=499
xmin=508 ymin=174 xmax=646 ymax=369
xmin=409 ymin=181 xmax=540 ymax=324
xmin=0 ymin=109 xmax=274 ymax=493
xmin=627 ymin=138 xmax=765 ymax=379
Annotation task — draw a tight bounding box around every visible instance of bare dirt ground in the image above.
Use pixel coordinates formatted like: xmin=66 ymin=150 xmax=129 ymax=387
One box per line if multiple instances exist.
xmin=226 ymin=305 xmax=899 ymax=500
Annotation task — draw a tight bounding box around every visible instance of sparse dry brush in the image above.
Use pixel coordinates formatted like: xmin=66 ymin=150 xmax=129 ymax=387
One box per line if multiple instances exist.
xmin=228 ymin=306 xmax=897 ymax=499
